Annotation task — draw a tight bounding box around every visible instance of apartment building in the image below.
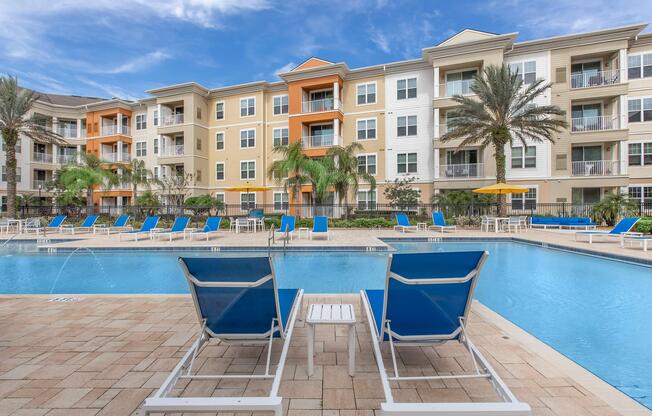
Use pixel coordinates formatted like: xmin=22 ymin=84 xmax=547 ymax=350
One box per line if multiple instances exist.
xmin=2 ymin=23 xmax=652 ymax=212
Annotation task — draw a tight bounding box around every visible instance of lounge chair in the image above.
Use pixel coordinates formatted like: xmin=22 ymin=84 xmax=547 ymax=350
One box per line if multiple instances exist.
xmin=94 ymin=215 xmax=132 ymax=235
xmin=143 ymin=256 xmax=303 ymax=415
xmin=428 ymin=211 xmax=456 ymax=232
xmin=393 ymin=212 xmax=417 ymax=233
xmin=310 ymin=216 xmax=330 ymax=240
xmin=188 ymin=216 xmax=221 ymax=240
xmin=620 ymin=233 xmax=652 ymax=252
xmin=361 ymin=251 xmax=531 ymax=415
xmin=274 ymin=215 xmax=295 ymax=240
xmin=575 ymin=217 xmax=640 ymax=243
xmin=119 ymin=216 xmax=159 ymax=241
xmin=62 ymin=215 xmax=99 ymax=235
xmin=24 ymin=215 xmax=66 ymax=233
xmin=153 ymin=216 xmax=190 ymax=241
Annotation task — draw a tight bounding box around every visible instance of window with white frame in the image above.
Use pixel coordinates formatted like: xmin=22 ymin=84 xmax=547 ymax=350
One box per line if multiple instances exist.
xmin=511 ymin=187 xmax=537 ymax=210
xmin=240 ymin=97 xmax=255 ymax=117
xmin=153 ymin=138 xmax=159 ymax=155
xmin=153 ymin=110 xmax=159 ymax=126
xmin=357 ymin=154 xmax=377 ymax=175
xmin=509 ymin=61 xmax=537 ymax=84
xmin=153 ymin=166 xmax=159 ymax=179
xmin=215 ymin=162 xmax=225 ymax=180
xmin=628 ymin=185 xmax=652 ymax=204
xmin=135 ymin=114 xmax=147 ymax=130
xmin=240 ymin=161 xmax=255 ymax=179
xmin=357 ymin=119 xmax=376 ymax=140
xmin=216 ymin=132 xmax=224 ymax=150
xmin=397 ymin=152 xmax=417 ymax=174
xmin=1 ymin=196 xmax=5 ymax=212
xmin=240 ymin=193 xmax=256 ymax=210
xmin=357 ymin=190 xmax=377 ymax=210
xmin=215 ymin=102 xmax=225 ymax=120
xmin=135 ymin=141 xmax=147 ymax=157
xmin=240 ymin=129 xmax=255 ymax=148
xmin=273 ymin=192 xmax=289 ymax=211
xmin=397 ymin=115 xmax=417 ymax=137
xmin=357 ymin=82 xmax=376 ymax=105
xmin=628 ymin=53 xmax=652 ymax=79
xmin=1 ymin=166 xmax=21 ymax=182
xmin=397 ymin=77 xmax=417 ymax=100
xmin=273 ymin=95 xmax=288 ymax=115
xmin=628 ymin=97 xmax=652 ymax=123
xmin=628 ymin=142 xmax=652 ymax=166
xmin=511 ymin=146 xmax=536 ymax=168
xmin=273 ymin=127 xmax=289 ymax=147
xmin=215 ymin=192 xmax=225 ymax=205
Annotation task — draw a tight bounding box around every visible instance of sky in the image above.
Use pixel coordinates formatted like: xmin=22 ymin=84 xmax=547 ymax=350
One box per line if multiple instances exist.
xmin=0 ymin=0 xmax=650 ymax=101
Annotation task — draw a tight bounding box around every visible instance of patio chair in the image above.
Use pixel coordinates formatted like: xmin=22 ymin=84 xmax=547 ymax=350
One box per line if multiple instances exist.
xmin=188 ymin=216 xmax=222 ymax=240
xmin=621 ymin=234 xmax=652 ymax=252
xmin=310 ymin=216 xmax=330 ymax=240
xmin=62 ymin=215 xmax=99 ymax=235
xmin=274 ymin=215 xmax=295 ymax=240
xmin=94 ymin=215 xmax=132 ymax=235
xmin=428 ymin=211 xmax=456 ymax=232
xmin=480 ymin=215 xmax=495 ymax=232
xmin=24 ymin=215 xmax=66 ymax=233
xmin=153 ymin=216 xmax=191 ymax=241
xmin=361 ymin=251 xmax=531 ymax=415
xmin=393 ymin=212 xmax=417 ymax=233
xmin=249 ymin=208 xmax=265 ymax=232
xmin=143 ymin=256 xmax=303 ymax=415
xmin=504 ymin=216 xmax=523 ymax=233
xmin=574 ymin=217 xmax=640 ymax=244
xmin=119 ymin=216 xmax=160 ymax=241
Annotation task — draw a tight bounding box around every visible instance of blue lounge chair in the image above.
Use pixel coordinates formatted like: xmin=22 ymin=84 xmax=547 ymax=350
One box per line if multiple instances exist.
xmin=119 ymin=216 xmax=159 ymax=241
xmin=429 ymin=211 xmax=456 ymax=233
xmin=95 ymin=215 xmax=132 ymax=235
xmin=575 ymin=217 xmax=640 ymax=243
xmin=274 ymin=215 xmax=295 ymax=240
xmin=189 ymin=216 xmax=222 ymax=240
xmin=25 ymin=215 xmax=66 ymax=233
xmin=361 ymin=251 xmax=530 ymax=415
xmin=310 ymin=216 xmax=330 ymax=240
xmin=153 ymin=216 xmax=190 ymax=241
xmin=143 ymin=256 xmax=303 ymax=415
xmin=63 ymin=215 xmax=99 ymax=235
xmin=621 ymin=234 xmax=652 ymax=252
xmin=393 ymin=212 xmax=417 ymax=233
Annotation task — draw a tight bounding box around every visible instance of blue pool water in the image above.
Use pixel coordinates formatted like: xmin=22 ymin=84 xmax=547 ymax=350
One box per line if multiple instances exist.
xmin=1 ymin=240 xmax=651 ymax=408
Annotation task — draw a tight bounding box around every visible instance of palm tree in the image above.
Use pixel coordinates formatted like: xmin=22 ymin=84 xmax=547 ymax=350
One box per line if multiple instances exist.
xmin=0 ymin=76 xmax=62 ymax=218
xmin=268 ymin=141 xmax=314 ymax=202
xmin=442 ymin=64 xmax=567 ymax=214
xmin=121 ymin=159 xmax=153 ymax=205
xmin=327 ymin=142 xmax=376 ymax=218
xmin=56 ymin=153 xmax=116 ymax=212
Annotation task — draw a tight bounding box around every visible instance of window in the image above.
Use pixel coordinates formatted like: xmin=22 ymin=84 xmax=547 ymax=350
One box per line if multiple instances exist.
xmin=240 ymin=129 xmax=255 ymax=148
xmin=240 ymin=160 xmax=255 ymax=179
xmin=397 ymin=115 xmax=417 ymax=137
xmin=628 ymin=98 xmax=652 ymax=123
xmin=196 ymin=107 xmax=202 ymax=120
xmin=446 ymin=70 xmax=477 ymax=95
xmin=357 ymin=154 xmax=377 ymax=175
xmin=273 ymin=192 xmax=289 ymax=211
xmin=153 ymin=110 xmax=159 ymax=126
xmin=628 ymin=142 xmax=652 ymax=166
xmin=135 ymin=142 xmax=147 ymax=157
xmin=397 ymin=77 xmax=417 ymax=100
xmin=629 ymin=185 xmax=652 ymax=204
xmin=628 ymin=53 xmax=652 ymax=79
xmin=196 ymin=169 xmax=202 ymax=182
xmin=153 ymin=138 xmax=159 ymax=155
xmin=357 ymin=82 xmax=376 ymax=105
xmin=196 ymin=138 xmax=202 ymax=151
xmin=241 ymin=193 xmax=256 ymax=210
xmin=240 ymin=97 xmax=255 ymax=117
xmin=1 ymin=166 xmax=21 ymax=182
xmin=154 ymin=166 xmax=159 ymax=179
xmin=215 ymin=132 xmax=224 ymax=150
xmin=357 ymin=119 xmax=376 ymax=140
xmin=357 ymin=190 xmax=377 ymax=210
xmin=135 ymin=114 xmax=147 ymax=130
xmin=397 ymin=152 xmax=417 ymax=174
xmin=273 ymin=95 xmax=288 ymax=115
xmin=273 ymin=128 xmax=289 ymax=147
xmin=509 ymin=61 xmax=537 ymax=84
xmin=215 ymin=193 xmax=225 ymax=205
xmin=1 ymin=196 xmax=5 ymax=212
xmin=512 ymin=187 xmax=537 ymax=210
xmin=215 ymin=162 xmax=225 ymax=180
xmin=215 ymin=102 xmax=225 ymax=120
xmin=511 ymin=146 xmax=536 ymax=168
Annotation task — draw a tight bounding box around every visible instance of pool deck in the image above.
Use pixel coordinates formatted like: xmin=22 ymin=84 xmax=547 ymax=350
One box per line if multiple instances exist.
xmin=1 ymin=228 xmax=651 ymax=415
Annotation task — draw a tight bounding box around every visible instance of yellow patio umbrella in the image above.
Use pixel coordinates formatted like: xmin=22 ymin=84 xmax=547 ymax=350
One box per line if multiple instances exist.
xmin=224 ymin=185 xmax=271 ymax=193
xmin=472 ymin=182 xmax=528 ymax=195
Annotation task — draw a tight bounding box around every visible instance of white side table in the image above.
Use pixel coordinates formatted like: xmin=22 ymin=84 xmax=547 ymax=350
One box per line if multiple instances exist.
xmin=297 ymin=227 xmax=310 ymax=239
xmin=417 ymin=222 xmax=428 ymax=231
xmin=306 ymin=304 xmax=356 ymax=377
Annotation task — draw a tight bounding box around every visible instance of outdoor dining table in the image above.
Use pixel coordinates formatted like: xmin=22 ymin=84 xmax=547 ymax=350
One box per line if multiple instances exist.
xmin=6 ymin=219 xmax=25 ymax=233
xmin=492 ymin=217 xmax=510 ymax=233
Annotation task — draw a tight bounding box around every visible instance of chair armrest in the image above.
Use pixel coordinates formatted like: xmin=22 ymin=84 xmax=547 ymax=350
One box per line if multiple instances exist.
xmin=622 ymin=232 xmax=643 ymax=237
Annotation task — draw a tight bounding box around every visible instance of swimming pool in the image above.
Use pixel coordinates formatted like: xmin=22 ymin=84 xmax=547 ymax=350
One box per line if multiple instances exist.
xmin=1 ymin=240 xmax=651 ymax=408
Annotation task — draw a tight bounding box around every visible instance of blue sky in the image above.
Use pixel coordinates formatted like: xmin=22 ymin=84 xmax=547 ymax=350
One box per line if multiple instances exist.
xmin=0 ymin=0 xmax=649 ymax=100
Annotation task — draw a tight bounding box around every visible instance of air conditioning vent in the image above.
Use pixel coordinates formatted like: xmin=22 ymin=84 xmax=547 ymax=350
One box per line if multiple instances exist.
xmin=555 ymin=67 xmax=566 ymax=83
xmin=555 ymin=153 xmax=567 ymax=170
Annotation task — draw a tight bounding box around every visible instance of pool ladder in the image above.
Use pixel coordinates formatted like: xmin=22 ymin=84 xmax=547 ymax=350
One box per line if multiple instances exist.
xmin=267 ymin=225 xmax=289 ymax=252
xmin=1 ymin=232 xmax=19 ymax=247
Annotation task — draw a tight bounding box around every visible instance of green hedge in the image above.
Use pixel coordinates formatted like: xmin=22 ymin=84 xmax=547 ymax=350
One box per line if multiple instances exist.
xmin=634 ymin=218 xmax=652 ymax=234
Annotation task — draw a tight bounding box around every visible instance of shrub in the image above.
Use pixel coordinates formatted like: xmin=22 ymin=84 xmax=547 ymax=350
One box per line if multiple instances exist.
xmin=452 ymin=216 xmax=481 ymax=228
xmin=634 ymin=218 xmax=652 ymax=234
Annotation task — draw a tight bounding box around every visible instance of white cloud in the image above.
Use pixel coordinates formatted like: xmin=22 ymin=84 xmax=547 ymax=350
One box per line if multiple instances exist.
xmin=98 ymin=50 xmax=171 ymax=75
xmin=77 ymin=78 xmax=141 ymax=101
xmin=274 ymin=62 xmax=297 ymax=76
xmin=370 ymin=28 xmax=391 ymax=53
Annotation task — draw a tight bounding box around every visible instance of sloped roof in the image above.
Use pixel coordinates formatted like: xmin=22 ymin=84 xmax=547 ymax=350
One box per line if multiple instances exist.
xmin=438 ymin=29 xmax=498 ymax=47
xmin=293 ymin=57 xmax=335 ymax=71
xmin=35 ymin=92 xmax=106 ymax=106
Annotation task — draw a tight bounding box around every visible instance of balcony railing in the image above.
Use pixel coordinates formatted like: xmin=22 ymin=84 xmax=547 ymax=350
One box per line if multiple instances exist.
xmin=32 ymin=179 xmax=48 ymax=189
xmin=571 ymin=160 xmax=621 ymax=176
xmin=301 ymin=98 xmax=340 ymax=113
xmin=570 ymin=69 xmax=620 ymax=89
xmin=56 ymin=126 xmax=78 ymax=138
xmin=101 ymin=125 xmax=131 ymax=136
xmin=439 ymin=163 xmax=484 ymax=178
xmin=445 ymin=80 xmax=474 ymax=96
xmin=57 ymin=154 xmax=77 ymax=164
xmin=571 ymin=115 xmax=619 ymax=132
xmin=302 ymin=134 xmax=338 ymax=148
xmin=100 ymin=152 xmax=131 ymax=163
xmin=32 ymin=152 xmax=53 ymax=163
xmin=163 ymin=113 xmax=184 ymax=126
xmin=160 ymin=145 xmax=185 ymax=157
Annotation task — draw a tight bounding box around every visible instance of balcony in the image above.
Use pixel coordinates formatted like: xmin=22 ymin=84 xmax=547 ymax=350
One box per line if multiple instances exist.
xmin=570 ymin=69 xmax=620 ymax=89
xmin=32 ymin=152 xmax=53 ymax=163
xmin=571 ymin=160 xmax=622 ymax=176
xmin=439 ymin=163 xmax=484 ymax=178
xmin=101 ymin=125 xmax=131 ymax=136
xmin=571 ymin=115 xmax=620 ymax=132
xmin=302 ymin=98 xmax=340 ymax=113
xmin=57 ymin=154 xmax=77 ymax=164
xmin=163 ymin=113 xmax=184 ymax=126
xmin=445 ymin=80 xmax=474 ymax=97
xmin=100 ymin=152 xmax=131 ymax=163
xmin=56 ymin=126 xmax=78 ymax=138
xmin=302 ymin=134 xmax=340 ymax=149
xmin=159 ymin=145 xmax=185 ymax=157
xmin=32 ymin=179 xmax=47 ymax=189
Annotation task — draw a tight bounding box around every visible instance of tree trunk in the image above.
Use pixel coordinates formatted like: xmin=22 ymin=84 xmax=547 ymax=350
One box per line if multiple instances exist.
xmin=493 ymin=129 xmax=509 ymax=217
xmin=87 ymin=189 xmax=94 ymax=215
xmin=343 ymin=191 xmax=349 ymax=220
xmin=3 ymin=131 xmax=18 ymax=219
xmin=132 ymin=184 xmax=137 ymax=206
